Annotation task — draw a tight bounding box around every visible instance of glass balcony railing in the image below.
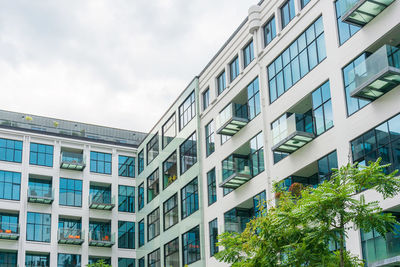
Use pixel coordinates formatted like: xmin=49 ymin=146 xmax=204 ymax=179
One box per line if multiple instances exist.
xmin=58 ymin=228 xmax=84 ymax=245
xmin=0 ymin=222 xmax=19 ymax=240
xmin=272 ymin=113 xmax=315 ymax=154
xmin=89 ymin=193 xmax=115 ymax=210
xmin=340 ymin=0 xmax=395 ymax=26
xmin=60 ymin=151 xmax=85 ymax=170
xmin=27 ymin=187 xmax=54 ymax=204
xmin=224 ymin=208 xmax=253 ymax=233
xmin=220 ymin=155 xmax=252 ymax=189
xmin=216 ymin=103 xmax=249 ymax=136
xmin=362 ymin=231 xmax=400 ymax=266
xmin=350 ymin=45 xmax=400 ymax=101
xmin=88 ymin=231 xmax=115 ymax=247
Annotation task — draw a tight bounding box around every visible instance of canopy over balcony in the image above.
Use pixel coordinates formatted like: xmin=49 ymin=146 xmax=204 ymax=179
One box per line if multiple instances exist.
xmin=216 ymin=103 xmax=249 ymax=136
xmin=58 ymin=228 xmax=84 ymax=245
xmin=340 ymin=0 xmax=395 ymax=27
xmin=88 ymin=231 xmax=115 ymax=247
xmin=350 ymin=45 xmax=400 ymax=101
xmin=27 ymin=187 xmax=54 ymax=204
xmin=0 ymin=223 xmax=19 ymax=240
xmin=220 ymin=154 xmax=252 ymax=189
xmin=89 ymin=194 xmax=115 ymax=210
xmin=272 ymin=113 xmax=315 ymax=153
xmin=60 ymin=151 xmax=85 ymax=171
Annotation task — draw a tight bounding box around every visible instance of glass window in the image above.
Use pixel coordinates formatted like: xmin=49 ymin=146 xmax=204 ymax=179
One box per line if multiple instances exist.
xmin=148 ymin=249 xmax=160 ymax=267
xmin=164 ymin=238 xmax=179 ymax=267
xmin=59 ymin=178 xmax=82 ymax=207
xmin=163 ymin=151 xmax=178 ymax=189
xmin=182 ymin=226 xmax=201 ymax=265
xmin=138 ymin=183 xmax=144 ymax=211
xmin=180 ymin=132 xmax=197 ymax=174
xmin=0 ymin=170 xmax=20 ymax=201
xmin=118 ymin=258 xmax=135 ymax=267
xmin=318 ymin=151 xmax=338 ymax=182
xmin=207 ymin=168 xmax=217 ymax=206
xmin=268 ymin=17 xmax=326 ymax=103
xmin=119 ymin=155 xmax=135 ymax=177
xmin=58 ymin=218 xmax=81 ymax=240
xmin=0 ymin=213 xmax=18 ymax=235
xmin=253 ymin=191 xmax=267 ymax=217
xmin=209 ymin=218 xmax=219 ymax=256
xmin=118 ymin=221 xmax=135 ymax=249
xmin=230 ymin=56 xmax=240 ymax=82
xmin=342 ymin=53 xmax=370 ymax=116
xmin=118 ymin=185 xmax=135 ymax=213
xmin=163 ymin=194 xmax=178 ymax=231
xmin=181 ymin=178 xmax=199 ymax=219
xmin=58 ymin=253 xmax=81 ymax=267
xmin=243 ymin=40 xmax=254 ymax=68
xmin=263 ymin=16 xmax=276 ymax=47
xmin=138 ymin=258 xmax=145 ymax=267
xmin=162 ymin=114 xmax=176 ymax=149
xmin=351 ymin=114 xmax=400 ymax=174
xmin=26 ymin=212 xmax=51 ymax=242
xmin=147 ymin=134 xmax=159 ymax=165
xmin=26 ymin=254 xmax=50 ymax=267
xmin=301 ymin=0 xmax=311 ymax=8
xmin=217 ymin=71 xmax=226 ymax=95
xmin=251 ymin=132 xmax=265 ymax=177
xmin=147 ymin=169 xmax=159 ymax=203
xmin=247 ymin=77 xmax=261 ymax=120
xmin=138 ymin=219 xmax=145 ymax=247
xmin=179 ymin=91 xmax=196 ymax=130
xmin=148 ymin=208 xmax=160 ymax=241
xmin=202 ymin=88 xmax=210 ymax=111
xmin=30 ymin=143 xmax=53 ymax=167
xmin=335 ymin=0 xmax=361 ymax=45
xmin=138 ymin=150 xmax=144 ymax=174
xmin=0 ymin=138 xmax=22 ymax=163
xmin=205 ymin=121 xmax=215 ymax=157
xmin=90 ymin=151 xmax=112 ymax=174
xmin=221 ymin=134 xmax=231 ymax=145
xmin=312 ymin=81 xmax=334 ymax=135
xmin=281 ymin=0 xmax=296 ymax=29
xmin=0 ymin=251 xmax=17 ymax=266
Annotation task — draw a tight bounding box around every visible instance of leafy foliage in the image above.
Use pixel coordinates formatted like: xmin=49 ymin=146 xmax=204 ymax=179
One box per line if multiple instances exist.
xmin=215 ymin=158 xmax=400 ymax=267
xmin=87 ymin=260 xmax=111 ymax=267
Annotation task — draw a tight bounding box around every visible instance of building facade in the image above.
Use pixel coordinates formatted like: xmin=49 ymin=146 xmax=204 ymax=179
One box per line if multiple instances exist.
xmin=0 ymin=0 xmax=399 ymax=266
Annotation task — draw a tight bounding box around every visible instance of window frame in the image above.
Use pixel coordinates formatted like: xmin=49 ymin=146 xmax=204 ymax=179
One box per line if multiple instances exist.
xmin=118 ymin=185 xmax=135 ymax=213
xmin=147 ymin=208 xmax=160 ymax=242
xmin=162 ymin=113 xmax=177 ymax=149
xmin=0 ymin=138 xmax=22 ymax=163
xmin=118 ymin=155 xmax=135 ymax=178
xmin=243 ymin=40 xmax=255 ymax=68
xmin=205 ymin=120 xmax=215 ymax=157
xmin=207 ymin=168 xmax=217 ymax=206
xmin=179 ymin=90 xmax=196 ymax=131
xmin=29 ymin=143 xmax=54 ymax=167
xmin=59 ymin=177 xmax=82 ymax=207
xmin=26 ymin=212 xmax=51 ymax=243
xmin=217 ymin=71 xmax=227 ymax=96
xmin=202 ymin=88 xmax=210 ymax=111
xmin=163 ymin=193 xmax=179 ymax=231
xmin=181 ymin=178 xmax=199 ymax=219
xmin=118 ymin=220 xmax=135 ymax=249
xmin=229 ymin=56 xmax=240 ymax=82
xmin=182 ymin=225 xmax=201 ymax=265
xmin=147 ymin=169 xmax=159 ymax=203
xmin=179 ymin=132 xmax=197 ymax=175
xmin=90 ymin=151 xmax=112 ymax=175
xmin=146 ymin=133 xmax=159 ymax=165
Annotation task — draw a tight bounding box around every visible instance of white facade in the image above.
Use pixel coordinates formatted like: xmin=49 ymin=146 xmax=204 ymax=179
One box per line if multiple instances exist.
xmin=0 ymin=0 xmax=400 ymax=266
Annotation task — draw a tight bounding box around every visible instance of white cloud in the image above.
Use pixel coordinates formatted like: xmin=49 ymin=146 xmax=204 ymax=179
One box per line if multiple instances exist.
xmin=0 ymin=0 xmax=258 ymax=132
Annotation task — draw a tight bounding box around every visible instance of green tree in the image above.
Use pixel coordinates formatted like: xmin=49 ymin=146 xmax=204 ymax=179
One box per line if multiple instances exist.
xmin=87 ymin=259 xmax=111 ymax=267
xmin=215 ymin=159 xmax=400 ymax=267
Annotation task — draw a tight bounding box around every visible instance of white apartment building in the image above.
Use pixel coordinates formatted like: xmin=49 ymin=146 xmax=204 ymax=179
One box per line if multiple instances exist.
xmin=0 ymin=0 xmax=399 ymax=266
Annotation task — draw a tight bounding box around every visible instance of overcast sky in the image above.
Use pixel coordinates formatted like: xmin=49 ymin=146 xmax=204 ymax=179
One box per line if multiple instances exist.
xmin=0 ymin=0 xmax=258 ymax=132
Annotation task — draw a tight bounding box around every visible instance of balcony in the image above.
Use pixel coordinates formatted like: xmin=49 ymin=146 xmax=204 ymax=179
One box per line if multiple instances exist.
xmin=224 ymin=208 xmax=253 ymax=233
xmin=220 ymin=155 xmax=252 ymax=189
xmin=88 ymin=231 xmax=115 ymax=247
xmin=340 ymin=0 xmax=395 ymax=27
xmin=216 ymin=103 xmax=249 ymax=136
xmin=27 ymin=187 xmax=54 ymax=204
xmin=272 ymin=113 xmax=315 ymax=154
xmin=0 ymin=223 xmax=19 ymax=240
xmin=60 ymin=151 xmax=85 ymax=171
xmin=89 ymin=194 xmax=115 ymax=210
xmin=350 ymin=45 xmax=400 ymax=101
xmin=58 ymin=228 xmax=84 ymax=245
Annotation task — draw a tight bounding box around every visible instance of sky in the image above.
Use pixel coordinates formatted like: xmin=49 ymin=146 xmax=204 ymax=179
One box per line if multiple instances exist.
xmin=0 ymin=0 xmax=258 ymax=133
